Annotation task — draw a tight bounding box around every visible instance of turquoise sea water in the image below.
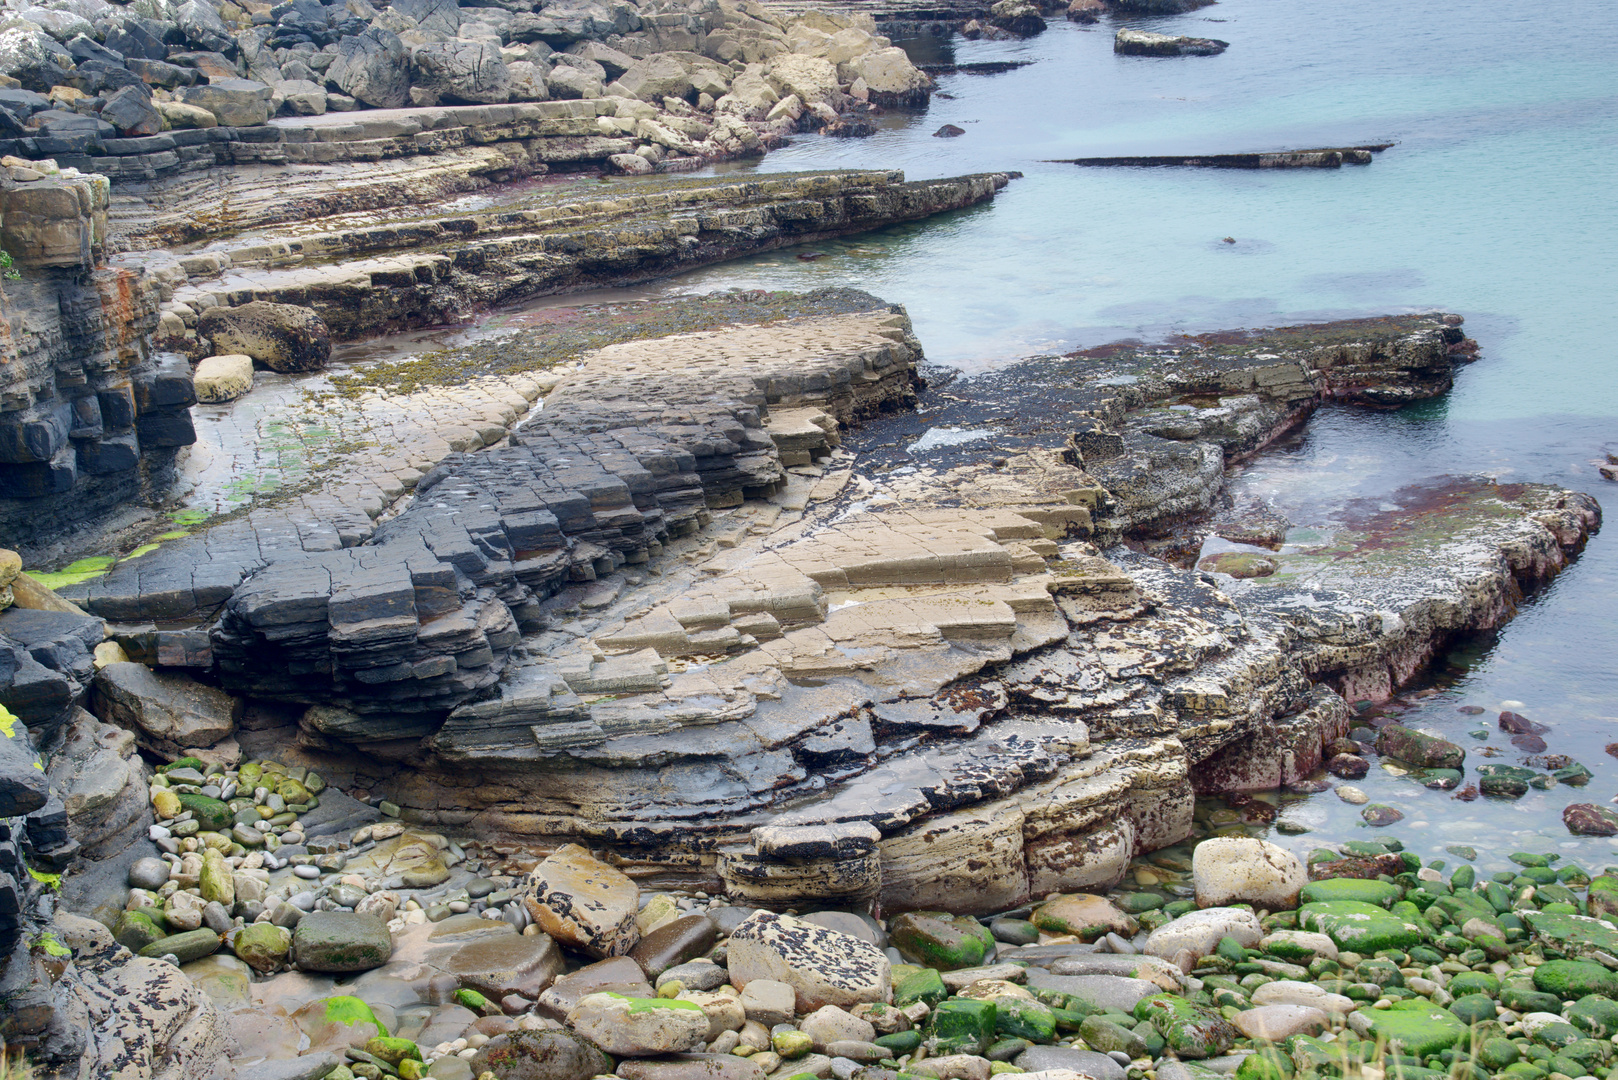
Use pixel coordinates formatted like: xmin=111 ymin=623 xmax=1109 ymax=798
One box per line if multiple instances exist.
xmin=660 ymin=2 xmax=1618 ymax=870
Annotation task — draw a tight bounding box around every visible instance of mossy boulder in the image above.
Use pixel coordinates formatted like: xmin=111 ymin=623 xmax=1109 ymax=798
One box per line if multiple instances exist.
xmin=1299 ymin=900 xmax=1423 ymax=952
xmin=1500 ymin=985 xmax=1563 ymax=1014
xmin=1375 ymin=725 xmax=1465 ymax=769
xmin=927 ymin=998 xmax=996 ymax=1055
xmin=1478 ymin=1038 xmax=1521 ymax=1070
xmin=1365 ymin=1003 xmax=1469 ymax=1057
xmin=1133 ymin=993 xmax=1237 ymax=1059
xmin=889 ymin=911 xmax=995 ymax=971
xmin=175 ymin=791 xmax=233 ymax=832
xmin=1449 ymin=994 xmax=1498 ymax=1025
xmin=1030 ymin=894 xmax=1137 ymax=942
xmin=1522 ymin=910 xmax=1618 ymax=960
xmin=1079 ymin=1015 xmax=1147 ymax=1057
xmin=364 ymin=1036 xmax=422 ymax=1065
xmin=139 ymin=928 xmax=221 ymax=964
xmin=1587 ymin=876 xmax=1618 ymax=920
xmin=1449 ymin=971 xmax=1500 ymax=997
xmin=291 ymin=911 xmax=393 ymax=973
xmin=198 ymin=848 xmax=234 ymax=907
xmin=1568 ymin=995 xmax=1618 ymax=1038
xmin=895 ymin=967 xmax=948 ymax=1008
xmin=994 ymin=998 xmax=1057 ymax=1043
xmin=1534 ymin=960 xmax=1618 ymax=1000
xmin=234 ymin=922 xmax=291 ymax=973
xmin=112 ymin=909 xmax=166 ymax=952
xmin=1297 ymin=878 xmax=1403 ymax=907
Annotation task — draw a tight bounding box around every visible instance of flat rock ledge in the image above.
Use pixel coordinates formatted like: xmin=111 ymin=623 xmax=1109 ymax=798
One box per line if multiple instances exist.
xmin=32 ymin=302 xmax=1600 ymax=918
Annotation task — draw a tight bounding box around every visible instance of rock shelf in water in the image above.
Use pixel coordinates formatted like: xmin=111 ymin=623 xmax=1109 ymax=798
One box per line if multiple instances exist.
xmin=14 ymin=299 xmax=1595 ymax=926
xmin=1052 ymin=145 xmax=1394 ymax=169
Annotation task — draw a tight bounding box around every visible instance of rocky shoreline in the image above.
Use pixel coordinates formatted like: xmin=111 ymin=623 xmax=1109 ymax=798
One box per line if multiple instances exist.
xmin=0 ymin=280 xmax=1604 ymax=1076
xmin=0 ymin=0 xmax=1609 ymax=1075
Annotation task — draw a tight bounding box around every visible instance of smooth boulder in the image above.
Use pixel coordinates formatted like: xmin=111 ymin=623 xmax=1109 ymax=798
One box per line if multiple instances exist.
xmin=292 ymin=911 xmax=393 ymax=973
xmin=193 ymin=354 xmax=253 ymax=404
xmin=177 ymin=78 xmax=273 ymax=126
xmin=1192 ymin=837 xmax=1306 ymax=909
xmin=197 ymin=302 xmax=332 ymax=373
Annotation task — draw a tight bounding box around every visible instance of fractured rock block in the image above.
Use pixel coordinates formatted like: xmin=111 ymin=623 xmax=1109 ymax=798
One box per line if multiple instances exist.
xmin=91 ymin=661 xmax=240 ymax=757
xmin=520 ymin=843 xmax=640 ymax=959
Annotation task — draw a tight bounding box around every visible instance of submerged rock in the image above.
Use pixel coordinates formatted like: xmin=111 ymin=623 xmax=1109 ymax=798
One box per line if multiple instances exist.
xmin=291 ymin=911 xmax=393 ymax=973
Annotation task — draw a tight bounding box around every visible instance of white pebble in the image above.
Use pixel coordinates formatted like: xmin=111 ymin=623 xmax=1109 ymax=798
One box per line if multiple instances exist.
xmin=293 ymin=865 xmax=320 ymax=879
xmin=458 ymin=1049 xmax=477 ymax=1060
xmin=149 ymin=825 xmax=171 ymax=840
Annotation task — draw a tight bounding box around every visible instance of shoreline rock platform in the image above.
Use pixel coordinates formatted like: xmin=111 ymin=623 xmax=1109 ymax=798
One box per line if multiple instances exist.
xmin=10 ymin=298 xmax=1598 ymax=923
xmin=0 ymin=0 xmax=1606 ymax=1074
xmin=0 ymin=283 xmax=1605 ymax=1080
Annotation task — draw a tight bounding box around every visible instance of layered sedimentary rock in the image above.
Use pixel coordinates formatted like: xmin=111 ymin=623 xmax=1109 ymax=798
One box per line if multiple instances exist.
xmin=71 ymin=298 xmax=924 ymax=723
xmin=122 ymin=166 xmax=1009 ymax=347
xmin=0 ymin=168 xmax=191 ymax=546
xmin=53 ymin=301 xmax=1600 ymax=914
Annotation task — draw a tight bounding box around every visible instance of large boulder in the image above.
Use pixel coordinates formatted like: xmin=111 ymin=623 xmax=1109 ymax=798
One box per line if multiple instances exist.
xmin=470 ymin=1029 xmax=612 ymax=1080
xmin=197 ymin=302 xmax=332 ymax=373
xmin=0 ymin=702 xmax=48 ymax=816
xmin=727 ymin=911 xmax=890 ymax=1012
xmin=44 ymin=707 xmax=149 ymax=859
xmin=98 ymin=84 xmax=163 ymax=136
xmin=766 ymin=54 xmax=839 ymax=106
xmin=715 ymin=70 xmax=779 ymax=120
xmin=157 ymin=100 xmax=217 ymax=129
xmin=328 ymin=27 xmax=410 ymax=109
xmin=90 ymin=662 xmax=240 ymax=758
xmin=545 ymin=64 xmax=602 ymax=100
xmin=506 ymin=60 xmax=551 ymax=102
xmin=275 ymin=79 xmax=327 ymax=116
xmin=1192 ymin=837 xmax=1306 ymax=910
xmin=0 ymin=26 xmax=74 ymax=93
xmin=568 ymin=41 xmax=636 ymax=80
xmin=292 ymin=911 xmax=394 ymax=973
xmin=410 ymin=41 xmax=511 ymax=105
xmin=175 ymin=0 xmax=235 ymax=53
xmin=613 ymin=53 xmax=694 ymax=102
xmin=520 ymin=843 xmax=640 ymax=958
xmin=177 ymin=78 xmax=274 ymax=127
xmin=988 ymin=0 xmax=1046 ymax=36
xmin=844 ymin=47 xmax=930 ymax=107
xmin=1114 ymin=28 xmax=1229 ymax=56
xmin=508 ymin=0 xmax=640 ymax=47
xmin=1375 ymin=724 xmax=1465 ymax=769
xmin=567 ymin=992 xmax=710 ymax=1055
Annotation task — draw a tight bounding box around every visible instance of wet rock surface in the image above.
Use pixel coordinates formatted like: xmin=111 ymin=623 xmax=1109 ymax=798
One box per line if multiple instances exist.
xmin=33 ymin=305 xmax=1600 ymax=930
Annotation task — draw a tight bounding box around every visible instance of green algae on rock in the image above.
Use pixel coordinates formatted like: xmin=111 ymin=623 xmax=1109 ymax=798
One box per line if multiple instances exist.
xmin=889 ymin=912 xmax=996 ymax=970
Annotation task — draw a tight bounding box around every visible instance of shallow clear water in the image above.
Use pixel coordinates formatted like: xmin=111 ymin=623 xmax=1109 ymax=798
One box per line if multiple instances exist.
xmin=657 ymin=0 xmax=1618 ymax=871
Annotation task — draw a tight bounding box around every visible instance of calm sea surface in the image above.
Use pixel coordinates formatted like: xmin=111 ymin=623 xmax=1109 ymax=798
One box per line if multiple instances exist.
xmin=655 ymin=1 xmax=1618 ymax=871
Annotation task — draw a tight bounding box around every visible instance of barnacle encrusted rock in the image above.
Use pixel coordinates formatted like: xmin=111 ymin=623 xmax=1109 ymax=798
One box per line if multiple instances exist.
xmin=727 ymin=910 xmax=892 ymax=1011
xmin=521 ymin=844 xmax=642 ymax=958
